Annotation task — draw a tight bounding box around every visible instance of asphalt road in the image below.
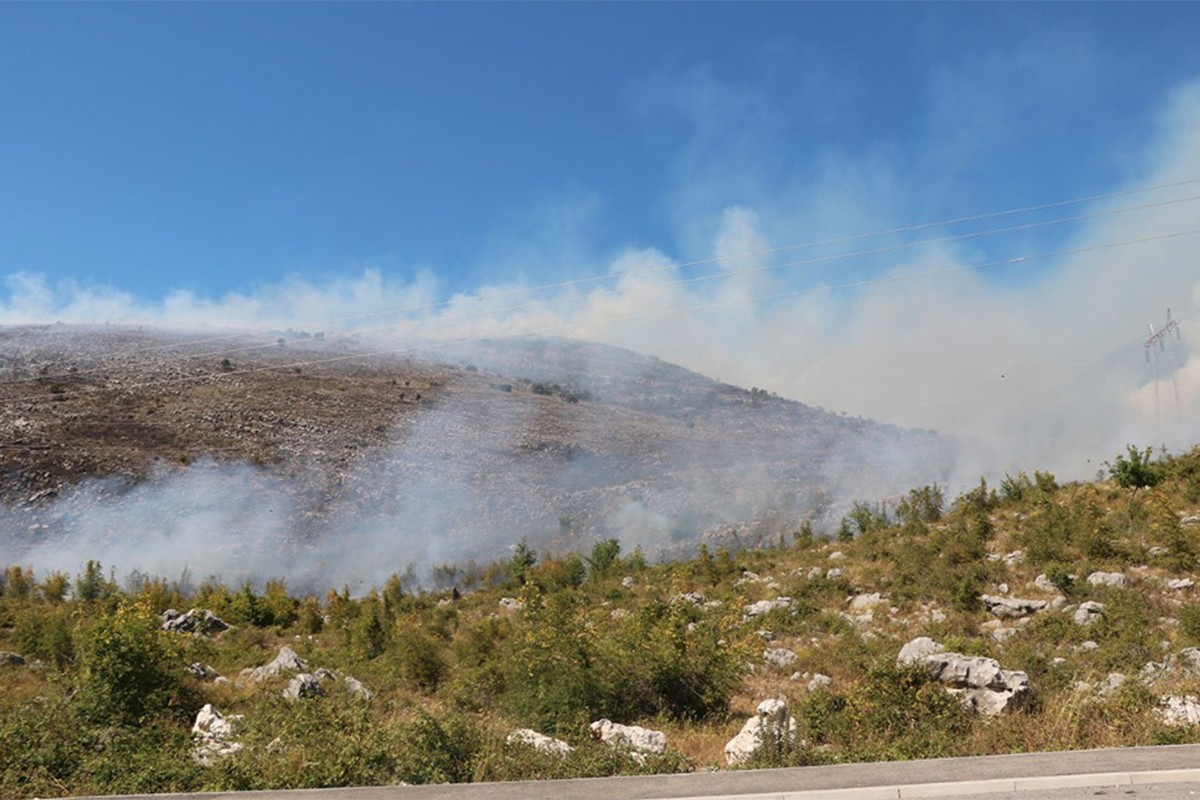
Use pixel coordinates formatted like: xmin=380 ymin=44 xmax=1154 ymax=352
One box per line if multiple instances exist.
xmin=69 ymin=745 xmax=1200 ymax=800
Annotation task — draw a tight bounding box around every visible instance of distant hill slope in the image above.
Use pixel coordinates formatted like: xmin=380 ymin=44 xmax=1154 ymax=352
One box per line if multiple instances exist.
xmin=0 ymin=325 xmax=954 ymax=586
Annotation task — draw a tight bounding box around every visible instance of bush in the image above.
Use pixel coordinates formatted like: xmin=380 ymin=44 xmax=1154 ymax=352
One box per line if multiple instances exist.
xmin=74 ymin=600 xmax=188 ymax=725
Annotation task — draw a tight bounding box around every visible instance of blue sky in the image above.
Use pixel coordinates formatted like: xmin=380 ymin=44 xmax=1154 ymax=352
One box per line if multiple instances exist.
xmin=2 ymin=2 xmax=1200 ymax=462
xmin=3 ymin=3 xmax=1199 ymax=300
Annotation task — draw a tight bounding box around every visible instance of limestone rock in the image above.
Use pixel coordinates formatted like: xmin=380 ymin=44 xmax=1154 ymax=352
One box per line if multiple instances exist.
xmin=283 ymin=672 xmax=324 ymax=701
xmin=847 ymin=593 xmax=884 ymax=613
xmin=185 ymin=662 xmax=220 ymax=681
xmin=981 ymin=595 xmax=1047 ymax=619
xmin=589 ymin=719 xmax=666 ymax=762
xmin=507 ymin=728 xmax=574 ymax=756
xmin=1073 ymin=601 xmax=1105 ymax=626
xmin=743 ymin=597 xmax=792 ymax=617
xmin=897 ymin=637 xmax=1031 ymax=715
xmin=1086 ymin=571 xmax=1128 ymax=588
xmin=161 ymin=608 xmax=229 ymax=636
xmin=806 ymin=673 xmax=833 ymax=692
xmin=1158 ymin=695 xmax=1200 ymax=726
xmin=1168 ymin=578 xmax=1195 ymax=590
xmin=763 ymin=648 xmax=797 ymax=668
xmin=247 ymin=646 xmax=310 ymax=683
xmin=724 ymin=698 xmax=798 ymax=765
xmin=499 ymin=597 xmax=525 ymax=612
xmin=343 ymin=675 xmax=374 ymax=701
xmin=192 ymin=704 xmax=243 ymax=765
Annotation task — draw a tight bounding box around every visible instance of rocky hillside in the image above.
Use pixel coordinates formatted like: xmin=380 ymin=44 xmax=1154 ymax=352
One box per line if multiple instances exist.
xmin=0 ymin=324 xmax=951 ymax=584
xmin=1 ymin=446 xmax=1200 ymax=799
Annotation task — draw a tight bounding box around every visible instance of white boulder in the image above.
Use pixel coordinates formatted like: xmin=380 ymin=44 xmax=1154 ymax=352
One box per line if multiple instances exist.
xmin=724 ymin=699 xmax=798 ymax=765
xmin=507 ymin=728 xmax=574 ymax=756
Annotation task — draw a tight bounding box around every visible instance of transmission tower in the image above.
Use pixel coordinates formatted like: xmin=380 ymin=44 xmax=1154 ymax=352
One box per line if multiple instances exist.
xmin=1145 ymin=308 xmax=1184 ymax=438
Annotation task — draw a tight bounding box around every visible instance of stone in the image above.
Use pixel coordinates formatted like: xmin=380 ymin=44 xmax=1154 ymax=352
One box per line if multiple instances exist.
xmin=1086 ymin=571 xmax=1128 ymax=589
xmin=825 ymin=568 xmax=843 ymax=580
xmin=896 ymin=637 xmax=1030 ymax=715
xmin=0 ymin=651 xmax=26 ymax=666
xmin=763 ymin=648 xmax=797 ymax=668
xmin=621 ymin=576 xmax=636 ymax=589
xmin=671 ymin=592 xmax=706 ymax=606
xmin=828 ymin=551 xmax=845 ymax=561
xmin=1078 ymin=640 xmax=1100 ymax=652
xmin=847 ymin=593 xmax=884 ymax=613
xmin=1168 ymin=578 xmax=1195 ymax=590
xmin=1148 ymin=546 xmax=1171 ymax=557
xmin=1097 ymin=673 xmax=1127 ymax=697
xmin=1074 ymin=601 xmax=1105 ymax=626
xmin=343 ymin=675 xmax=374 ymax=701
xmin=806 ymin=673 xmax=833 ymax=692
xmin=1171 ymin=648 xmax=1200 ymax=675
xmin=246 ymin=646 xmax=310 ymax=683
xmin=192 ymin=704 xmax=243 ymax=766
xmin=743 ymin=597 xmax=792 ymax=617
xmin=981 ymin=595 xmax=1047 ymax=619
xmin=1034 ymin=574 xmax=1059 ymax=593
xmin=1180 ymin=515 xmax=1200 ymax=527
xmin=283 ymin=672 xmax=324 ymax=701
xmin=807 ymin=566 xmax=823 ymax=579
xmin=724 ymin=698 xmax=798 ymax=765
xmin=162 ymin=608 xmax=229 ymax=636
xmin=1158 ymin=695 xmax=1200 ymax=726
xmin=185 ymin=662 xmax=220 ymax=681
xmin=499 ymin=597 xmax=524 ymax=612
xmin=589 ymin=719 xmax=666 ymax=762
xmin=507 ymin=728 xmax=574 ymax=756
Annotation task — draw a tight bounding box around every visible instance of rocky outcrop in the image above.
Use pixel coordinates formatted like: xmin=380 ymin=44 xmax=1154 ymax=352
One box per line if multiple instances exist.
xmin=506 ymin=728 xmax=574 ymax=756
xmin=589 ymin=719 xmax=666 ymax=763
xmin=744 ymin=598 xmax=792 ymax=617
xmin=1158 ymin=695 xmax=1200 ymax=726
xmin=162 ymin=608 xmax=229 ymax=636
xmin=763 ymin=648 xmax=797 ymax=669
xmin=980 ymin=595 xmax=1047 ymax=619
xmin=1086 ymin=571 xmax=1128 ymax=588
xmin=283 ymin=673 xmax=324 ymax=701
xmin=192 ymin=704 xmax=243 ymax=765
xmin=185 ymin=662 xmax=221 ymax=681
xmin=897 ymin=637 xmax=1031 ymax=715
xmin=0 ymin=651 xmax=26 ymax=666
xmin=244 ymin=646 xmax=309 ymax=683
xmin=724 ymin=698 xmax=798 ymax=765
xmin=1073 ymin=601 xmax=1105 ymax=626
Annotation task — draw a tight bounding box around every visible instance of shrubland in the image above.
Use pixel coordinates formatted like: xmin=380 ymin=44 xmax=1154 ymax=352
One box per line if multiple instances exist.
xmin=3 ymin=445 xmax=1200 ymax=797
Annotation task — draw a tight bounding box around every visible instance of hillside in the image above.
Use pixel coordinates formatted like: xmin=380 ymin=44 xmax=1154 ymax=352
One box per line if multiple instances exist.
xmin=0 ymin=324 xmax=951 ymax=588
xmin=1 ymin=445 xmax=1200 ymax=798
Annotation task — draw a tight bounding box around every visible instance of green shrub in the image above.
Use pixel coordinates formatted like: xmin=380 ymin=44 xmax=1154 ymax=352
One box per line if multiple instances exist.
xmin=74 ymin=600 xmax=188 ymax=726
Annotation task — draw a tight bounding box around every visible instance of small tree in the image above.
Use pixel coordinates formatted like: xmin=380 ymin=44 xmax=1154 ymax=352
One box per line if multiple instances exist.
xmin=1107 ymin=445 xmax=1163 ymax=531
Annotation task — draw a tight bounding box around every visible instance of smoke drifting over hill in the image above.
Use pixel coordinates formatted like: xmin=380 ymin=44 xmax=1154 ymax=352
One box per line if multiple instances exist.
xmin=2 ymin=82 xmax=1199 ymax=590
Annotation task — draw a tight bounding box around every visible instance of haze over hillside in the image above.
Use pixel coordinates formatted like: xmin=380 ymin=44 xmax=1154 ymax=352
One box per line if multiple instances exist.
xmin=0 ymin=325 xmax=952 ymax=591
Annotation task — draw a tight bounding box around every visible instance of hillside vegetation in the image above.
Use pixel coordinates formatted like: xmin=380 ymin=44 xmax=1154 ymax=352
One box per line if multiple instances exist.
xmin=3 ymin=445 xmax=1200 ymax=798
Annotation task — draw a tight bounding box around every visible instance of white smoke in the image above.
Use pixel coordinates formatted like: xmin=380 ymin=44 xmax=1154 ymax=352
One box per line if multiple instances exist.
xmin=3 ymin=76 xmax=1200 ymax=589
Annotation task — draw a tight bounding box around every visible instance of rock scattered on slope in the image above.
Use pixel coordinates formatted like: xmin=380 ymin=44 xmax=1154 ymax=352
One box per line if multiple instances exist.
xmin=283 ymin=673 xmax=324 ymax=701
xmin=763 ymin=648 xmax=797 ymax=669
xmin=724 ymin=698 xmax=798 ymax=765
xmin=185 ymin=662 xmax=221 ymax=681
xmin=807 ymin=673 xmax=833 ymax=692
xmin=192 ymin=704 xmax=243 ymax=765
xmin=1073 ymin=601 xmax=1105 ymax=626
xmin=506 ymin=728 xmax=574 ymax=756
xmin=1086 ymin=571 xmax=1128 ymax=589
xmin=1157 ymin=695 xmax=1200 ymax=726
xmin=897 ymin=636 xmax=1031 ymax=715
xmin=981 ymin=595 xmax=1047 ymax=619
xmin=0 ymin=651 xmax=26 ymax=666
xmin=589 ymin=719 xmax=666 ymax=763
xmin=245 ymin=646 xmax=310 ymax=683
xmin=161 ymin=608 xmax=229 ymax=636
xmin=744 ymin=598 xmax=792 ymax=617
